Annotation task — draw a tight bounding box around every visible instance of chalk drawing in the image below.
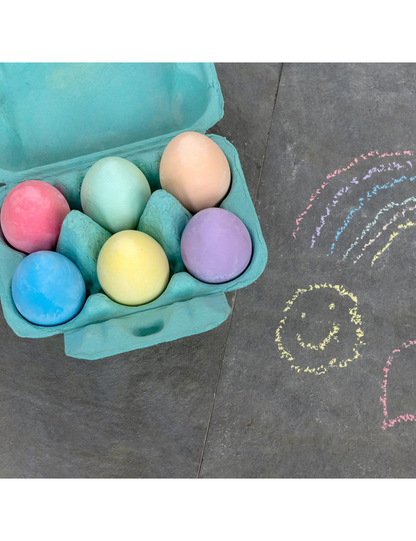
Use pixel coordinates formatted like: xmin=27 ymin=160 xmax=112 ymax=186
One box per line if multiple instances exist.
xmin=310 ymin=161 xmax=411 ymax=249
xmin=370 ymin=219 xmax=416 ymax=266
xmin=381 ymin=340 xmax=416 ymax=430
xmin=296 ymin=325 xmax=340 ymax=351
xmin=328 ymin=175 xmax=416 ymax=256
xmin=343 ymin=196 xmax=416 ymax=261
xmin=275 ymin=284 xmax=365 ymax=375
xmin=326 ymin=151 xmax=413 ymax=180
xmin=348 ymin=203 xmax=416 ymax=264
xmin=292 ymin=150 xmax=413 ymax=239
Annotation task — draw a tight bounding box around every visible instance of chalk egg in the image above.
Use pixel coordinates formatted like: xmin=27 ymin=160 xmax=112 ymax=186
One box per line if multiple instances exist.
xmin=180 ymin=208 xmax=252 ymax=284
xmin=97 ymin=230 xmax=170 ymax=306
xmin=159 ymin=132 xmax=231 ymax=214
xmin=81 ymin=157 xmax=151 ymax=234
xmin=1 ymin=180 xmax=70 ymax=253
xmin=12 ymin=251 xmax=86 ymax=326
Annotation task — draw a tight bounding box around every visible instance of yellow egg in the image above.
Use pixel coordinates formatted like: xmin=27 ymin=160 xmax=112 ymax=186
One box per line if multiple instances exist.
xmin=97 ymin=230 xmax=169 ymax=306
xmin=159 ymin=132 xmax=231 ymax=213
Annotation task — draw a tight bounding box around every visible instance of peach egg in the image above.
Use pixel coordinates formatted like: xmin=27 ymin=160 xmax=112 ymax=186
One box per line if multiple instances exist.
xmin=159 ymin=132 xmax=231 ymax=213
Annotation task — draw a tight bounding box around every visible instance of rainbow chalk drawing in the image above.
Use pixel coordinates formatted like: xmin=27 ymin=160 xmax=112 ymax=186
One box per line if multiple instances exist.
xmin=292 ymin=150 xmax=413 ymax=240
xmin=291 ymin=149 xmax=416 ymax=267
xmin=310 ymin=161 xmax=410 ymax=249
xmin=328 ymin=174 xmax=416 ymax=256
xmin=381 ymin=340 xmax=416 ymax=430
xmin=275 ymin=284 xmax=365 ymax=376
xmin=343 ymin=196 xmax=416 ymax=261
xmin=347 ymin=201 xmax=416 ymax=264
xmin=370 ymin=219 xmax=416 ymax=266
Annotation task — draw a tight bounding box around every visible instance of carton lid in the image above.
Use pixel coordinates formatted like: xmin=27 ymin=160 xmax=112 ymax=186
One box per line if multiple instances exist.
xmin=0 ymin=63 xmax=224 ymax=173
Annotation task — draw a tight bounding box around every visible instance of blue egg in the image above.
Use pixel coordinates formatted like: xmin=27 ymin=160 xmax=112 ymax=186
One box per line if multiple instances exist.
xmin=12 ymin=251 xmax=86 ymax=326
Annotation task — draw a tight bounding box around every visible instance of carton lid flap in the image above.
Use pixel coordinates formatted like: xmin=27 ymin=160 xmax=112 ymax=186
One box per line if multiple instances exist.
xmin=0 ymin=63 xmax=224 ymax=173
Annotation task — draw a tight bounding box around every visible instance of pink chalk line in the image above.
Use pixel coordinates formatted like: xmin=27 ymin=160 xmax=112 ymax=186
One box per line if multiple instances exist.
xmin=292 ymin=150 xmax=414 ymax=239
xmin=381 ymin=340 xmax=416 ymax=430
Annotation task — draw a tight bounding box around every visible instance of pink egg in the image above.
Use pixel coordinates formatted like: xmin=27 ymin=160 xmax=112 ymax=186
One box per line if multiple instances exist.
xmin=0 ymin=180 xmax=70 ymax=253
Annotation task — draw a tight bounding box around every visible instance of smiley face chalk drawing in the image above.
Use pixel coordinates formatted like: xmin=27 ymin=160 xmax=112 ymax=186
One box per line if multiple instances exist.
xmin=275 ymin=284 xmax=365 ymax=375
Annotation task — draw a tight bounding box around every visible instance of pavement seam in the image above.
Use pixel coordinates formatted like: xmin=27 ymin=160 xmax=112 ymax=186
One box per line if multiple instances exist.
xmin=253 ymin=63 xmax=284 ymax=206
xmin=197 ymin=292 xmax=238 ymax=478
xmin=196 ymin=64 xmax=284 ymax=478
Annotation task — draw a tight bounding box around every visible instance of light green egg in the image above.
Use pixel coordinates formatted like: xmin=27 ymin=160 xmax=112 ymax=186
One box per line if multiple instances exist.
xmin=81 ymin=157 xmax=151 ymax=234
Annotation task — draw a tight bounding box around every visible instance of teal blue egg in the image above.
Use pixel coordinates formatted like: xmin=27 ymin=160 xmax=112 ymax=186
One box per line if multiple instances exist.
xmin=81 ymin=157 xmax=151 ymax=234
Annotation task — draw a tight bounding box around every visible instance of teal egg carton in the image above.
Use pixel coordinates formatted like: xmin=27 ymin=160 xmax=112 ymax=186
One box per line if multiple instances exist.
xmin=0 ymin=63 xmax=268 ymax=359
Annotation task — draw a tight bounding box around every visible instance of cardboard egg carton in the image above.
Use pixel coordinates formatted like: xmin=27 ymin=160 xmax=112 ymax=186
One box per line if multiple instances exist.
xmin=0 ymin=63 xmax=267 ymax=359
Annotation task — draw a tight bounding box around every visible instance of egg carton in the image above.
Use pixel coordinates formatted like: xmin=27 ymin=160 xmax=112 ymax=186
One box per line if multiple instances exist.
xmin=0 ymin=63 xmax=268 ymax=359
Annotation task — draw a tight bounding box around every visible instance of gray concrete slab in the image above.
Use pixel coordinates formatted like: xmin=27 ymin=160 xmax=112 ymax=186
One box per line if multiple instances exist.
xmin=209 ymin=63 xmax=282 ymax=197
xmin=0 ymin=310 xmax=231 ymax=477
xmin=0 ymin=63 xmax=281 ymax=477
xmin=200 ymin=63 xmax=416 ymax=477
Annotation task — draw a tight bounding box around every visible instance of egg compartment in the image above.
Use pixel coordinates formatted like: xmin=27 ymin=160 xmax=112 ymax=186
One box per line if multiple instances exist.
xmin=0 ymin=64 xmax=267 ymax=359
xmin=138 ymin=189 xmax=192 ymax=274
xmin=56 ymin=210 xmax=111 ymax=295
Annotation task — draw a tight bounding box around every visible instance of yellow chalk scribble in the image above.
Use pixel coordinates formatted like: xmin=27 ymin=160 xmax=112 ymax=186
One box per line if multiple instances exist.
xmin=275 ymin=284 xmax=365 ymax=376
xmin=296 ymin=324 xmax=340 ymax=351
xmin=352 ymin=202 xmax=416 ymax=265
xmin=371 ymin=219 xmax=416 ymax=266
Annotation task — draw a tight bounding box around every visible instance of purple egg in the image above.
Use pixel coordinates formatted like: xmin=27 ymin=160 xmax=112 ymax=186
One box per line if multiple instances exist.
xmin=181 ymin=208 xmax=252 ymax=284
